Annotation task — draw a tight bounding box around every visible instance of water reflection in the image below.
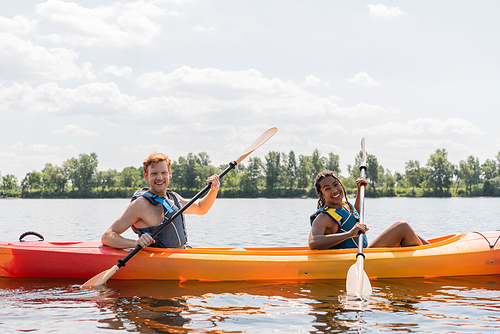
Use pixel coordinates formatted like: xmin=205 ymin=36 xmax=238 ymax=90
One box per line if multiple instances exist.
xmin=1 ymin=276 xmax=499 ymax=333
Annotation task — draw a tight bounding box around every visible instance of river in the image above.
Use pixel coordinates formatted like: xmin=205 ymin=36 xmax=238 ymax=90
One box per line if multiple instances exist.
xmin=1 ymin=197 xmax=499 ymax=333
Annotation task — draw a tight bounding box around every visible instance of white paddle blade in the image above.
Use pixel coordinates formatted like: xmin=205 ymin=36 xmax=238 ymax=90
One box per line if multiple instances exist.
xmin=80 ymin=265 xmax=120 ymax=288
xmin=346 ymin=259 xmax=372 ymax=296
xmin=234 ymin=127 xmax=278 ymax=164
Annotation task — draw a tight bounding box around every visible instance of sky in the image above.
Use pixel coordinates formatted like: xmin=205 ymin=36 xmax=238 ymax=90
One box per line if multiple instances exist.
xmin=1 ymin=0 xmax=500 ymax=182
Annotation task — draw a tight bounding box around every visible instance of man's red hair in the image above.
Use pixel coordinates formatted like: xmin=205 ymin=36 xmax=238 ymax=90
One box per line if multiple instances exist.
xmin=143 ymin=152 xmax=171 ymax=173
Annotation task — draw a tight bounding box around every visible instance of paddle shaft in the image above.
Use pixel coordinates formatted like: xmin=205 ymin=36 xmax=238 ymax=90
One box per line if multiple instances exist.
xmin=116 ymin=161 xmax=237 ymax=268
xmin=357 ymin=164 xmax=366 ymax=256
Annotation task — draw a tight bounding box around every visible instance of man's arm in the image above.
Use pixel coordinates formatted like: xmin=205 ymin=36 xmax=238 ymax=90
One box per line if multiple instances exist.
xmin=101 ymin=199 xmax=155 ymax=249
xmin=181 ymin=174 xmax=220 ymax=215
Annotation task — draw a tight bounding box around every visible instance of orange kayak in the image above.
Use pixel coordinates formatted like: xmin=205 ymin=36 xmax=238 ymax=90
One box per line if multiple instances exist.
xmin=1 ymin=231 xmax=498 ymax=281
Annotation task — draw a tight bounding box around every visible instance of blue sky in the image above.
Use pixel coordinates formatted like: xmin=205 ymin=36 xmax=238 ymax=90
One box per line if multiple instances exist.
xmin=1 ymin=1 xmax=499 ymax=181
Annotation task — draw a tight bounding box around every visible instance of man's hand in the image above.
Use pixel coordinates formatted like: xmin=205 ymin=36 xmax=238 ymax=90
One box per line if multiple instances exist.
xmin=136 ymin=233 xmax=155 ymax=248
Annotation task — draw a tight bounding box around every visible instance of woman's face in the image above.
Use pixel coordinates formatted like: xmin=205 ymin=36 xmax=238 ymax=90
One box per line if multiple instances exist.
xmin=318 ymin=175 xmax=343 ymax=208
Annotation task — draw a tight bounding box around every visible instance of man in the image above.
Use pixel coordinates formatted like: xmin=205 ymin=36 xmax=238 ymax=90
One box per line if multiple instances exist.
xmin=101 ymin=152 xmax=220 ymax=249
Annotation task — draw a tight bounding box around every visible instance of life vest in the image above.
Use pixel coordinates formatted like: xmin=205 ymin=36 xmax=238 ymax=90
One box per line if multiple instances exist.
xmin=131 ymin=188 xmax=187 ymax=248
xmin=310 ymin=201 xmax=368 ymax=249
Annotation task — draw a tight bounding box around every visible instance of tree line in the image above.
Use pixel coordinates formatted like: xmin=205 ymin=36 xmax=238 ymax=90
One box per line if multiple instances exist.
xmin=1 ymin=148 xmax=500 ymax=198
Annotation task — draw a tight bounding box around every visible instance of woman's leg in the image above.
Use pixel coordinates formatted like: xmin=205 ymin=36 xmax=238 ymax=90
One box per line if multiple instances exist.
xmin=368 ymin=221 xmax=429 ymax=248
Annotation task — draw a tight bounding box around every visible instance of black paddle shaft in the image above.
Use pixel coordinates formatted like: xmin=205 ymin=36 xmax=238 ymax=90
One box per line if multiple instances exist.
xmin=117 ymin=161 xmax=237 ymax=268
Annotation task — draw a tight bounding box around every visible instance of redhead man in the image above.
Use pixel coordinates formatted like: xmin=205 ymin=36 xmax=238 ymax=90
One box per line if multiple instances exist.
xmin=102 ymin=152 xmax=220 ymax=249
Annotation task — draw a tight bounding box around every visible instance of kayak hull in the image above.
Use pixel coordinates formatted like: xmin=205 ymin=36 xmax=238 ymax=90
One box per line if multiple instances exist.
xmin=1 ymin=231 xmax=499 ymax=281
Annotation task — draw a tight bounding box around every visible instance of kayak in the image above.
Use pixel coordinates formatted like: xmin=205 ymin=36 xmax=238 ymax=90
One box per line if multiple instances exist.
xmin=1 ymin=231 xmax=499 ymax=281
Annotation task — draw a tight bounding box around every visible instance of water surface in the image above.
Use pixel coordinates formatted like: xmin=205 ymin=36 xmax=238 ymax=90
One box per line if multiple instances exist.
xmin=1 ymin=197 xmax=499 ymax=333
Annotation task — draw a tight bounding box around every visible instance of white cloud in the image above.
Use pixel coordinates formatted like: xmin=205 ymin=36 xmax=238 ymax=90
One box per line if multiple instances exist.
xmin=136 ymin=67 xmax=394 ymax=120
xmin=303 ymin=75 xmax=329 ymax=87
xmin=363 ymin=118 xmax=483 ymax=136
xmin=346 ymin=72 xmax=381 ymax=87
xmin=52 ymin=124 xmax=98 ymax=136
xmin=0 ymin=33 xmax=95 ymax=80
xmin=102 ymin=65 xmax=133 ymax=78
xmin=138 ymin=66 xmax=297 ymax=93
xmin=0 ymin=82 xmax=136 ymax=114
xmin=0 ymin=145 xmax=78 ymax=179
xmin=35 ymin=0 xmax=163 ymax=47
xmin=0 ymin=15 xmax=38 ymax=34
xmin=368 ymin=4 xmax=403 ymax=17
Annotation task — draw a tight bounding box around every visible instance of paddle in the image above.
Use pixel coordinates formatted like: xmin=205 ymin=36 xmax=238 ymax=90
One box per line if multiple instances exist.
xmin=346 ymin=137 xmax=372 ymax=296
xmin=81 ymin=127 xmax=278 ymax=288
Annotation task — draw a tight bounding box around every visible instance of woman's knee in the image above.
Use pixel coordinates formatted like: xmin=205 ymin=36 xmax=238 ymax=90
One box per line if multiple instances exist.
xmin=391 ymin=221 xmax=411 ymax=230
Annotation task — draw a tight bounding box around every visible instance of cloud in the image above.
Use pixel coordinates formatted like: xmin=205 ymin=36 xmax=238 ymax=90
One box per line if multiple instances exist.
xmin=136 ymin=66 xmax=394 ymax=119
xmin=303 ymin=75 xmax=330 ymax=87
xmin=367 ymin=4 xmax=403 ymax=17
xmin=102 ymin=65 xmax=133 ymax=78
xmin=0 ymin=33 xmax=95 ymax=81
xmin=0 ymin=82 xmax=136 ymax=114
xmin=138 ymin=66 xmax=301 ymax=93
xmin=0 ymin=145 xmax=78 ymax=179
xmin=345 ymin=72 xmax=381 ymax=86
xmin=52 ymin=124 xmax=98 ymax=136
xmin=35 ymin=0 xmax=163 ymax=47
xmin=0 ymin=15 xmax=38 ymax=34
xmin=0 ymin=67 xmax=395 ymax=127
xmin=7 ymin=142 xmax=78 ymax=155
xmin=363 ymin=118 xmax=483 ymax=136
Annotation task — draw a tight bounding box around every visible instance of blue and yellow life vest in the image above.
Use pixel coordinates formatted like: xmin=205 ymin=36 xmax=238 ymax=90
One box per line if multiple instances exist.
xmin=310 ymin=201 xmax=368 ymax=249
xmin=131 ymin=188 xmax=187 ymax=248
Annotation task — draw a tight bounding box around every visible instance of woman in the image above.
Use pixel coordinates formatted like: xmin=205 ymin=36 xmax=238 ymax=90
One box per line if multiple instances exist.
xmin=308 ymin=170 xmax=429 ymax=250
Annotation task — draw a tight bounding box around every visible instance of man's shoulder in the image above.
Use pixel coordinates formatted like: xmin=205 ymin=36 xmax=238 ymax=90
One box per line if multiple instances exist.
xmin=128 ymin=196 xmax=153 ymax=211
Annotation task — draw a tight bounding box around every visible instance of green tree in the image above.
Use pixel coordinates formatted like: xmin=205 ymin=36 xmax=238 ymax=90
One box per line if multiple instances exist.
xmin=366 ymin=154 xmax=380 ymax=188
xmin=482 ymin=159 xmax=498 ymax=181
xmin=326 ymin=153 xmax=341 ymax=174
xmin=22 ymin=171 xmax=42 ymax=192
xmin=185 ymin=153 xmax=201 ymax=190
xmin=297 ymin=155 xmax=312 ymax=188
xmin=171 ymin=157 xmax=186 ymax=191
xmin=383 ymin=169 xmax=396 ymax=196
xmin=265 ymin=151 xmax=281 ymax=190
xmin=285 ymin=150 xmax=297 ymax=189
xmin=63 ymin=157 xmax=79 ymax=191
xmin=426 ymin=148 xmax=453 ymax=194
xmin=310 ymin=149 xmax=325 ymax=181
xmin=41 ymin=163 xmax=66 ymax=192
xmin=405 ymin=160 xmax=421 ymax=190
xmin=459 ymin=156 xmax=481 ymax=195
xmin=97 ymin=169 xmax=119 ymax=191
xmin=1 ymin=174 xmax=18 ymax=190
xmin=244 ymin=157 xmax=264 ymax=192
xmin=62 ymin=153 xmax=98 ymax=192
xmin=120 ymin=166 xmax=144 ymax=188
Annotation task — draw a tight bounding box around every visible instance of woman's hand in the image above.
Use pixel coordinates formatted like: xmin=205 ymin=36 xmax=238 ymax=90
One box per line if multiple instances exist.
xmin=356 ymin=177 xmax=368 ymax=190
xmin=351 ymin=222 xmax=369 ymax=237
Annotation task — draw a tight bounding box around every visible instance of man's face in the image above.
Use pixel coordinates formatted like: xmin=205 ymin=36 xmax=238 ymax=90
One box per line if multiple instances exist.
xmin=144 ymin=161 xmax=172 ymax=195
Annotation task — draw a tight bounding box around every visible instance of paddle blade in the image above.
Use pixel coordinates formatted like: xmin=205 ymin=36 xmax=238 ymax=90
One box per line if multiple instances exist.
xmin=346 ymin=258 xmax=372 ymax=296
xmin=80 ymin=265 xmax=120 ymax=288
xmin=234 ymin=127 xmax=277 ymax=164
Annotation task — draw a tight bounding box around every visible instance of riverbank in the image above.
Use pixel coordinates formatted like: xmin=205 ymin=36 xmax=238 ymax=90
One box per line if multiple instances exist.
xmin=1 ymin=186 xmax=497 ymax=199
